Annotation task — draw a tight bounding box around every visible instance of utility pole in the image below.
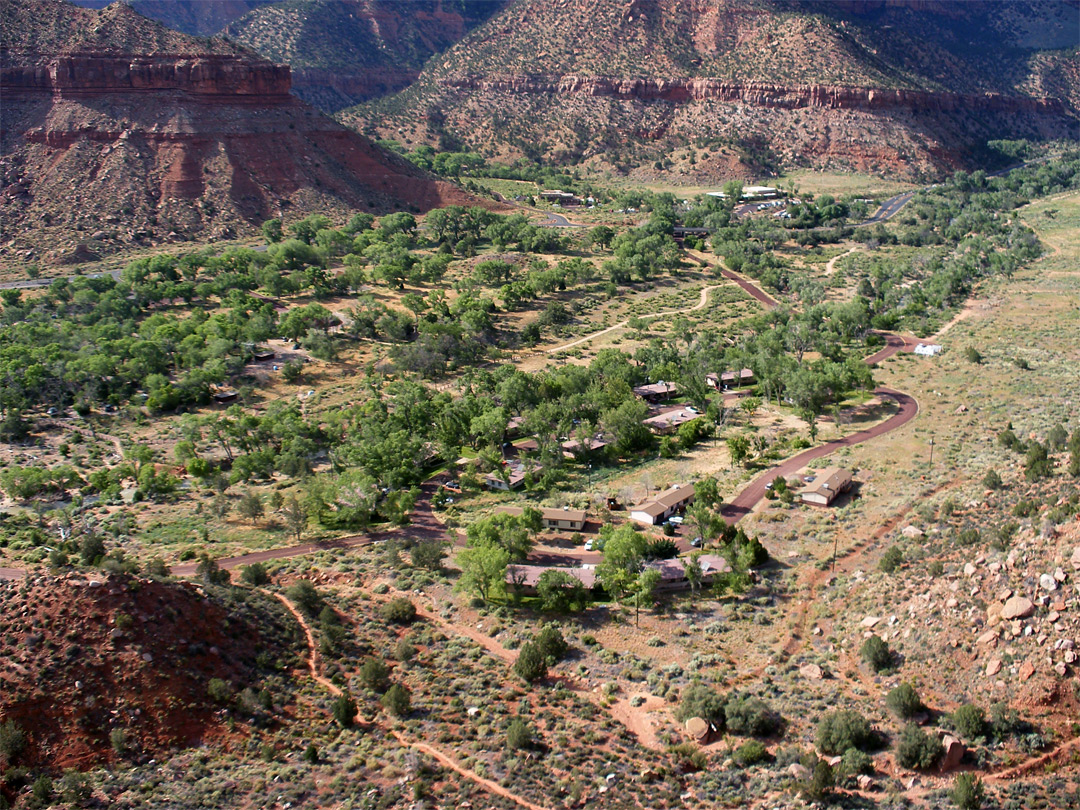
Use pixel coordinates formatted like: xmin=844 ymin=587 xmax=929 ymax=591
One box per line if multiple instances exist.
xmin=832 ymin=533 xmax=838 ymax=576
xmin=929 ymin=437 xmax=935 ymax=466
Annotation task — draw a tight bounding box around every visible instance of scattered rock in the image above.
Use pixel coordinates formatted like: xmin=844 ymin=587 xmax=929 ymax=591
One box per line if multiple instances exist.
xmin=964 ymin=563 xmax=976 ymax=577
xmin=985 ymin=659 xmax=1002 ymax=676
xmin=977 ymin=629 xmax=998 ymax=646
xmin=861 ymin=616 xmax=882 ymax=628
xmin=902 ymin=526 xmax=924 ymax=539
xmin=1019 ymin=660 xmax=1036 ymax=681
xmin=800 ymin=664 xmax=824 ymax=680
xmin=788 ymin=763 xmax=810 ymax=780
xmin=857 ymin=775 xmax=874 ymax=791
xmin=1040 ymin=574 xmax=1059 ymax=592
xmin=1001 ymin=596 xmax=1035 ymax=620
xmin=1071 ymin=547 xmax=1080 ymax=572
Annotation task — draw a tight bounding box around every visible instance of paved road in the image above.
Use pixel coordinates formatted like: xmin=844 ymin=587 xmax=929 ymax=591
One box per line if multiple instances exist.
xmin=859 ymin=191 xmax=915 ymax=226
xmin=537 ymin=211 xmax=582 ymax=228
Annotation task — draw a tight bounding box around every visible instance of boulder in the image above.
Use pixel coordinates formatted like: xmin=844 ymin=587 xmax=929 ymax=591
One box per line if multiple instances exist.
xmin=1071 ymin=547 xmax=1080 ymax=572
xmin=857 ymin=775 xmax=874 ymax=791
xmin=1019 ymin=660 xmax=1036 ymax=681
xmin=800 ymin=663 xmax=824 ymax=680
xmin=985 ymin=659 xmax=1002 ymax=676
xmin=902 ymin=526 xmax=924 ymax=539
xmin=1001 ymin=596 xmax=1035 ymax=620
xmin=940 ymin=735 xmax=965 ymax=770
xmin=788 ymin=763 xmax=810 ymax=780
xmin=861 ymin=616 xmax=882 ymax=628
xmin=1040 ymin=574 xmax=1059 ymax=592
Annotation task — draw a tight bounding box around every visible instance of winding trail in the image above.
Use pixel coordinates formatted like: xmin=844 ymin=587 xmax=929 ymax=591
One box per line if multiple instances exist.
xmin=545 ymin=282 xmax=726 ymax=353
xmin=274 ymin=585 xmax=550 ymax=810
xmin=824 ymin=246 xmax=859 ymax=275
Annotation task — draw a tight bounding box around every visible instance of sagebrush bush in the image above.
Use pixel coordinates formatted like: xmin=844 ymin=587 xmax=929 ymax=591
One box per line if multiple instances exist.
xmin=886 ymin=683 xmax=923 ymax=719
xmin=816 ymin=710 xmax=875 ymax=755
xmin=895 ymin=724 xmax=943 ymax=770
xmin=860 ymin=635 xmax=893 ymax=672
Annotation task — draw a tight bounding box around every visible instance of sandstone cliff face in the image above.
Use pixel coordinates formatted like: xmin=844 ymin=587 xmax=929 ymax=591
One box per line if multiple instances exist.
xmin=441 ymin=75 xmax=1068 ymax=115
xmin=0 ymin=0 xmax=479 ymax=269
xmin=2 ymin=54 xmax=292 ymax=98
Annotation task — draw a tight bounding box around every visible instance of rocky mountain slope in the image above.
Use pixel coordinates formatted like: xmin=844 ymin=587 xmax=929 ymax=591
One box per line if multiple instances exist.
xmin=223 ymin=0 xmax=508 ymax=110
xmin=0 ymin=0 xmax=478 ymax=268
xmin=345 ymin=0 xmax=1079 ymax=178
xmin=0 ymin=572 xmax=298 ymax=769
xmin=71 ymin=0 xmax=276 ymax=37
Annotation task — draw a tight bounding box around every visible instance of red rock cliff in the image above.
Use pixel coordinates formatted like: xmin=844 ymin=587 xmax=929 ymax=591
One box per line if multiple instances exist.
xmin=1 ymin=52 xmax=292 ymax=99
xmin=441 ymin=75 xmax=1067 ymax=115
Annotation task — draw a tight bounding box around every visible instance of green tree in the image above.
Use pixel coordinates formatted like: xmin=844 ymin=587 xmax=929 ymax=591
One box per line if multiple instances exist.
xmin=240 ymin=562 xmax=270 ymax=586
xmin=860 ymin=635 xmax=893 ymax=672
xmin=727 ymin=434 xmax=751 ymax=468
xmin=886 ymin=683 xmax=923 ymax=719
xmin=456 ymin=542 xmax=510 ymax=603
xmin=359 ymin=658 xmax=390 ymax=691
xmin=506 ymin=718 xmax=534 ymax=750
xmin=236 ymin=489 xmax=265 ymax=524
xmin=0 ymin=720 xmax=27 ymax=766
xmin=879 ymin=545 xmax=903 ymax=573
xmin=381 ymin=684 xmax=411 ymax=716
xmin=286 ymin=579 xmax=322 ymax=616
xmin=261 ymin=218 xmax=283 ymax=244
xmin=536 ymin=569 xmax=591 ymax=613
xmin=951 ymin=704 xmax=987 ymax=740
xmin=596 ymin=524 xmax=647 ymax=602
xmin=816 ymin=710 xmax=875 ymax=755
xmin=410 ymin=539 xmax=446 ymax=571
xmin=514 ymin=641 xmax=548 ymax=683
xmin=283 ymin=494 xmax=308 ymax=543
xmin=332 ymin=694 xmax=357 ymax=728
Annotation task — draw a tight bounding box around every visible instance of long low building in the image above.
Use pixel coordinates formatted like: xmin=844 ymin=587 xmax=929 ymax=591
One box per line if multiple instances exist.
xmin=799 ymin=467 xmax=853 ymax=506
xmin=633 ymin=381 xmax=678 ymax=402
xmin=506 ymin=564 xmax=596 ymax=596
xmin=706 ymin=368 xmax=755 ymax=389
xmin=629 ymin=484 xmax=696 ymax=526
xmin=495 ymin=505 xmax=588 ymax=532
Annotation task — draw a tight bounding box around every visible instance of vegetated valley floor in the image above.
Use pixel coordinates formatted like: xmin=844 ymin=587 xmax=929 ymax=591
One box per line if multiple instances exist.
xmin=2 ymin=182 xmax=1080 ymax=808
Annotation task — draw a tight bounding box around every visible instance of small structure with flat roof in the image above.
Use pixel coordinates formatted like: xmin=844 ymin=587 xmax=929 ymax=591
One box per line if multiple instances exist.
xmin=707 ymin=368 xmax=755 ymax=389
xmin=629 ymin=484 xmax=696 ymax=525
xmin=642 ymin=407 xmax=700 ymax=434
xmin=495 ymin=505 xmax=587 ymax=532
xmin=506 ymin=564 xmax=596 ymax=596
xmin=632 ymin=381 xmax=678 ymax=403
xmin=485 ymin=461 xmax=543 ymax=491
xmin=799 ymin=467 xmax=853 ymax=506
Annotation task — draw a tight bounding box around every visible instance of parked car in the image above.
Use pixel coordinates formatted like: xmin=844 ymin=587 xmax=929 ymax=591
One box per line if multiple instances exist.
xmin=690 ymin=536 xmax=703 ymax=547
xmin=584 ymin=540 xmax=594 ymax=551
xmin=668 ymin=515 xmax=684 ymax=526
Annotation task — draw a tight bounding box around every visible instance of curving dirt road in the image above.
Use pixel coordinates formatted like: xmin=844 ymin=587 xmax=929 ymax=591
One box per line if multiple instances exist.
xmin=546 ymin=282 xmax=728 ymax=354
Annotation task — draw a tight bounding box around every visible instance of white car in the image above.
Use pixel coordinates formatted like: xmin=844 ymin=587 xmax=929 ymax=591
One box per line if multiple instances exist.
xmin=668 ymin=516 xmax=684 ymax=526
xmin=584 ymin=541 xmax=594 ymax=551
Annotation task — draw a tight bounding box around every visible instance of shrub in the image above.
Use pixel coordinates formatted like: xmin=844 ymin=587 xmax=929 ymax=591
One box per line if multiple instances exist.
xmin=963 ymin=347 xmax=982 ymax=364
xmin=109 ymin=727 xmax=127 ymax=754
xmin=381 ymin=684 xmax=411 ymax=716
xmin=838 ymin=747 xmax=873 ymax=776
xmin=668 ymin=742 xmax=708 ymax=772
xmin=860 ymin=635 xmax=893 ymax=672
xmin=241 ymin=562 xmax=270 ymax=586
xmin=0 ymin=720 xmax=27 ymax=765
xmin=928 ymin=560 xmax=945 ymax=576
xmin=410 ymin=540 xmax=446 ymax=570
xmin=286 ymin=580 xmax=322 ymax=616
xmin=506 ymin=718 xmax=534 ymax=750
xmin=207 ymin=678 xmax=233 ymax=703
xmin=534 ymin=624 xmax=568 ymax=662
xmin=879 ymin=546 xmax=903 ymax=573
xmin=951 ymin=704 xmax=987 ymax=741
xmin=886 ymin=683 xmax=923 ymax=719
xmin=332 ymin=694 xmax=357 ymax=728
xmin=951 ymin=773 xmax=985 ymax=809
xmin=380 ymin=597 xmax=417 ymax=625
xmin=359 ymin=658 xmax=390 ymax=691
xmin=302 ymin=743 xmax=319 ymax=763
xmin=895 ymin=724 xmax=943 ymax=770
xmin=733 ymin=739 xmax=769 ymax=767
xmin=675 ymin=683 xmax=727 ymax=727
xmin=800 ymin=759 xmax=834 ymax=802
xmin=724 ymin=693 xmax=782 ymax=737
xmin=394 ymin=638 xmax=417 ymax=662
xmin=514 ymin=642 xmax=548 ymax=683
xmin=981 ymin=469 xmax=1003 ymax=490
xmin=816 ymin=710 xmax=875 ymax=755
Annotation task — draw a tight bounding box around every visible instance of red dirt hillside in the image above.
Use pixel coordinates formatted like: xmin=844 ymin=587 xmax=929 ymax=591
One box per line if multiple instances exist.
xmin=0 ymin=571 xmax=300 ymax=769
xmin=0 ymin=0 xmax=480 ymax=269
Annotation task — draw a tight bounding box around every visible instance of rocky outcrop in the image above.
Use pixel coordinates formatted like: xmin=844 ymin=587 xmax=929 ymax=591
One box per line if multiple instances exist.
xmin=0 ymin=0 xmax=483 ymax=268
xmin=441 ymin=75 xmax=1068 ymax=116
xmin=1 ymin=53 xmax=292 ymax=98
